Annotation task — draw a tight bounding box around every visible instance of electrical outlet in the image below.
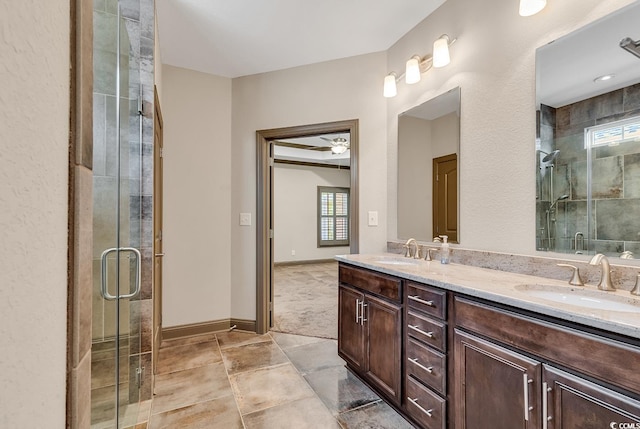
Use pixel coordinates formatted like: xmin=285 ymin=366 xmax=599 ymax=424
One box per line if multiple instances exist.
xmin=239 ymin=213 xmax=251 ymax=226
xmin=368 ymin=211 xmax=378 ymax=226
xmin=291 ymin=250 xmax=296 ymax=256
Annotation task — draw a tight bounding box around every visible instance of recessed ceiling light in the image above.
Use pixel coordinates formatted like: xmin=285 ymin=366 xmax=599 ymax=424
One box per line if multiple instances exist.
xmin=594 ymin=74 xmax=615 ymax=83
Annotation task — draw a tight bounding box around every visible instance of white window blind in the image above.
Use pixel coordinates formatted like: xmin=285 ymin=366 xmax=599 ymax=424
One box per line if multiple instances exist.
xmin=318 ymin=187 xmax=350 ymax=247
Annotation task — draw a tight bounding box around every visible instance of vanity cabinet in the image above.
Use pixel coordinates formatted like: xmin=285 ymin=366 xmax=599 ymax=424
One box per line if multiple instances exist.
xmin=405 ymin=281 xmax=449 ymax=429
xmin=454 ymin=296 xmax=640 ymax=429
xmin=338 ymin=264 xmax=402 ymax=404
xmin=454 ymin=330 xmax=541 ymax=429
xmin=338 ymin=261 xmax=640 ymax=429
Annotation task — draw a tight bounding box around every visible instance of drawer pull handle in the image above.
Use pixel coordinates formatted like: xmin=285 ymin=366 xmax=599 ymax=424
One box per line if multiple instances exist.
xmin=408 ymin=397 xmax=433 ymax=417
xmin=523 ymin=374 xmax=532 ymax=421
xmin=408 ymin=295 xmax=434 ymax=306
xmin=543 ymin=382 xmax=552 ymax=429
xmin=408 ymin=357 xmax=433 ymax=373
xmin=409 ymin=324 xmax=434 ymax=338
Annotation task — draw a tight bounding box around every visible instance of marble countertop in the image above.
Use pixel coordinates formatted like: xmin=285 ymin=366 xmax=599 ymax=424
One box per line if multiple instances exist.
xmin=335 ymin=253 xmax=640 ymax=340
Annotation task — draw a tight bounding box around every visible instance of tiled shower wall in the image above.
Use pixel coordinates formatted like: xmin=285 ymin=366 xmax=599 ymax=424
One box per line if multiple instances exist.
xmin=538 ymin=83 xmax=640 ymax=255
xmin=92 ymin=0 xmax=154 ymax=403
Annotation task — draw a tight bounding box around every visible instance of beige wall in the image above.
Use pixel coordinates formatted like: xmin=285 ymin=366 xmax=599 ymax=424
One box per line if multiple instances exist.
xmin=230 ymin=52 xmax=388 ymax=319
xmin=161 ymin=65 xmax=232 ymax=327
xmin=398 ymin=116 xmax=432 ymax=240
xmin=274 ymin=164 xmax=351 ymax=263
xmin=397 ymin=112 xmax=458 ymax=241
xmin=0 ymin=1 xmax=70 ymax=427
xmin=387 ymin=0 xmax=636 ymax=253
xmin=158 ymin=0 xmax=636 ymax=327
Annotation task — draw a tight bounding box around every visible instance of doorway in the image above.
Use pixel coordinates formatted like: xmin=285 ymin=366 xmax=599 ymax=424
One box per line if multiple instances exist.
xmin=256 ymin=120 xmax=359 ymax=334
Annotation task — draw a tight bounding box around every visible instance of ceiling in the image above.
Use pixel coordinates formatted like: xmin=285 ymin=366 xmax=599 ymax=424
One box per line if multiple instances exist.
xmin=536 ymin=1 xmax=640 ymax=108
xmin=156 ymin=0 xmax=446 ymax=78
xmin=273 ymin=133 xmax=351 ymax=168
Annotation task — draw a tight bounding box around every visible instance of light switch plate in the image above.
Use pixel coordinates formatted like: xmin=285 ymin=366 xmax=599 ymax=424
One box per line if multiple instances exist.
xmin=240 ymin=213 xmax=251 ymax=226
xmin=368 ymin=211 xmax=378 ymax=226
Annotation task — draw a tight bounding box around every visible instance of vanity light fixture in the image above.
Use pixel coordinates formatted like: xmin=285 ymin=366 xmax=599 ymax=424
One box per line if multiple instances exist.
xmin=519 ymin=0 xmax=547 ymax=16
xmin=383 ymin=34 xmax=456 ymax=98
xmin=405 ymin=56 xmax=422 ymax=84
xmin=433 ymin=35 xmax=451 ymax=68
xmin=383 ymin=72 xmax=398 ymax=97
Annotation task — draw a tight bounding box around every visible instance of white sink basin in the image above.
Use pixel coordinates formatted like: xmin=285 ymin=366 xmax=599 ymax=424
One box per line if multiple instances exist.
xmin=514 ymin=284 xmax=640 ymax=312
xmin=375 ymin=257 xmax=420 ymax=266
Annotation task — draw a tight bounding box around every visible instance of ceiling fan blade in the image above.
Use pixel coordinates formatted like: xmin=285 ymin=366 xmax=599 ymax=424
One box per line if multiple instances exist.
xmin=273 ymin=140 xmax=331 ymax=151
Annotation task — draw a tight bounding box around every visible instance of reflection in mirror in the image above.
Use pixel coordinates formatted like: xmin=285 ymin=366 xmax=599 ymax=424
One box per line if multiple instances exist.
xmin=535 ymin=1 xmax=640 ymax=258
xmin=398 ymin=87 xmax=460 ymax=243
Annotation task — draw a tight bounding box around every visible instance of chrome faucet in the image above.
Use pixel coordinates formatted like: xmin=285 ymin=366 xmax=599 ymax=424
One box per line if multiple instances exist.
xmin=589 ymin=254 xmax=616 ymax=291
xmin=404 ymin=238 xmax=421 ymax=259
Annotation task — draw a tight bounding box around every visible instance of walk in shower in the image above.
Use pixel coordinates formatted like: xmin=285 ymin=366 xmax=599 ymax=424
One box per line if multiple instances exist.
xmin=92 ymin=1 xmax=144 ymax=426
xmin=535 ymin=1 xmax=640 ymax=257
xmin=536 ymin=104 xmax=640 ymax=256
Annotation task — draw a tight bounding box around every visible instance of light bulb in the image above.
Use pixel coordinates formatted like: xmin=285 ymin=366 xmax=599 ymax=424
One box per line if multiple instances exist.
xmin=405 ymin=56 xmax=421 ymax=84
xmin=383 ymin=73 xmax=397 ymax=98
xmin=519 ymin=0 xmax=547 ymax=16
xmin=433 ymin=36 xmax=450 ymax=68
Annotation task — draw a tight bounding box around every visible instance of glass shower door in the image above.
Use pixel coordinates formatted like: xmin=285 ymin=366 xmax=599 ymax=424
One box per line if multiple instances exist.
xmin=92 ymin=2 xmax=142 ymax=427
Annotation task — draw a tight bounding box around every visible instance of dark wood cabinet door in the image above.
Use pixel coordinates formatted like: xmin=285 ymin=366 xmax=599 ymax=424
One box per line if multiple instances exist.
xmin=338 ymin=285 xmax=365 ymax=370
xmin=365 ymin=293 xmax=402 ymax=404
xmin=543 ymin=365 xmax=640 ymax=429
xmin=454 ymin=329 xmax=541 ymax=429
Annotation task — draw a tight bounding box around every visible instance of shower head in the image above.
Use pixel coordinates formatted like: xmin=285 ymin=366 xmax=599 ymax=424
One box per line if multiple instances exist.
xmin=620 ymin=37 xmax=640 ymax=59
xmin=548 ymin=194 xmax=569 ymax=212
xmin=542 ymin=149 xmax=560 ymax=163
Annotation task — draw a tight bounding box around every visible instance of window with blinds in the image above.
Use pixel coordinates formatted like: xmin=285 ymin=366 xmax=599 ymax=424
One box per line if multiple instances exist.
xmin=318 ymin=187 xmax=350 ymax=247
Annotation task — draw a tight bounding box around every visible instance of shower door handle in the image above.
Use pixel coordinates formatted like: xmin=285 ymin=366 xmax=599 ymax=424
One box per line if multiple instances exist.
xmin=119 ymin=247 xmax=141 ymax=299
xmin=100 ymin=247 xmax=142 ymax=300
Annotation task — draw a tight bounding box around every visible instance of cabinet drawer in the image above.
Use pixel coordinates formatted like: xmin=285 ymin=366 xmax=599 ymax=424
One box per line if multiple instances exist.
xmin=408 ymin=312 xmax=447 ymax=352
xmin=406 ymin=376 xmax=446 ymax=429
xmin=407 ymin=282 xmax=446 ymax=319
xmin=339 ymin=264 xmax=401 ymax=302
xmin=454 ymin=296 xmax=640 ymax=395
xmin=406 ymin=337 xmax=446 ymax=395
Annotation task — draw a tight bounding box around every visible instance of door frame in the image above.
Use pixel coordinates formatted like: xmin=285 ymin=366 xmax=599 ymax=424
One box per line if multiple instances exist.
xmin=256 ymin=119 xmax=359 ymax=334
xmin=152 ymin=86 xmax=163 ymax=378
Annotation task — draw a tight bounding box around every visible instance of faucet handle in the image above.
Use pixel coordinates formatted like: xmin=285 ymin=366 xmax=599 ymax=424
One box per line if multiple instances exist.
xmin=631 ymin=274 xmax=640 ymax=296
xmin=403 ymin=244 xmax=411 ymax=258
xmin=424 ymin=247 xmax=438 ymax=261
xmin=557 ymin=263 xmax=584 ymax=286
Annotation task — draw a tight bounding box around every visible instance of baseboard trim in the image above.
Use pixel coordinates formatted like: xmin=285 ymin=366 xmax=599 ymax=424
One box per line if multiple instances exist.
xmin=274 ymin=258 xmax=337 ymax=267
xmin=162 ymin=318 xmax=257 ymax=341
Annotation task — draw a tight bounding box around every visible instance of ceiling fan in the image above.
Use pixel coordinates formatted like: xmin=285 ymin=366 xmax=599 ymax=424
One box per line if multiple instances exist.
xmin=320 ymin=136 xmax=350 ymax=154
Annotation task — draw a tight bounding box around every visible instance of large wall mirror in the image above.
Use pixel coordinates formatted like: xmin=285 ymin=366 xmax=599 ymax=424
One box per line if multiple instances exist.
xmin=398 ymin=87 xmax=460 ymax=243
xmin=535 ymin=1 xmax=640 ymax=258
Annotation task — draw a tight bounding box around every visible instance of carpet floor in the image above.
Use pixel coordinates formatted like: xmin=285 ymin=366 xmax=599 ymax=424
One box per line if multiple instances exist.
xmin=272 ymin=261 xmax=338 ymax=340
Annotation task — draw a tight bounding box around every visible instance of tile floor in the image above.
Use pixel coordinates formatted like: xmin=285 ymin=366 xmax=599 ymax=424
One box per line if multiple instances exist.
xmin=125 ymin=330 xmax=414 ymax=428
